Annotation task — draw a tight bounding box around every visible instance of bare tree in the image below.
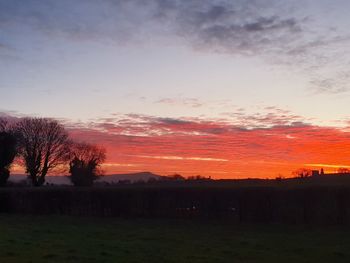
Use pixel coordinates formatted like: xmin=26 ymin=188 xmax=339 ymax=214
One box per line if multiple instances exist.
xmin=0 ymin=118 xmax=6 ymax=132
xmin=16 ymin=118 xmax=70 ymax=186
xmin=69 ymin=142 xmax=106 ymax=186
xmin=0 ymin=118 xmax=17 ymax=186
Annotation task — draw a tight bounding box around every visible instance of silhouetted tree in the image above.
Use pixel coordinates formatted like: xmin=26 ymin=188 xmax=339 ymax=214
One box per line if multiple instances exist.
xmin=69 ymin=142 xmax=106 ymax=186
xmin=0 ymin=119 xmax=17 ymax=186
xmin=292 ymin=168 xmax=312 ymax=178
xmin=338 ymin=168 xmax=350 ymax=174
xmin=169 ymin=174 xmax=186 ymax=180
xmin=187 ymin=175 xmax=211 ymax=181
xmin=16 ymin=118 xmax=70 ymax=186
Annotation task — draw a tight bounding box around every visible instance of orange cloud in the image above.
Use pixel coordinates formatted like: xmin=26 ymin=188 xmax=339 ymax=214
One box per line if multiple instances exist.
xmin=67 ymin=114 xmax=350 ymax=178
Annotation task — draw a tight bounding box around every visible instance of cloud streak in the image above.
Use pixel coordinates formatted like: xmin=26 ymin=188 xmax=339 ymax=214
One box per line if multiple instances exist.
xmin=155 ymin=98 xmax=203 ymax=108
xmin=136 ymin=155 xmax=228 ymax=162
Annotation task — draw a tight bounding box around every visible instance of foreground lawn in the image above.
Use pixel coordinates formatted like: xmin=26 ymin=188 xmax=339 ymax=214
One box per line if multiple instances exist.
xmin=0 ymin=215 xmax=349 ymax=263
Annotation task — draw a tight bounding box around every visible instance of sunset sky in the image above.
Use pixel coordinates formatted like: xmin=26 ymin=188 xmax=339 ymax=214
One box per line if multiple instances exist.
xmin=2 ymin=0 xmax=350 ymax=178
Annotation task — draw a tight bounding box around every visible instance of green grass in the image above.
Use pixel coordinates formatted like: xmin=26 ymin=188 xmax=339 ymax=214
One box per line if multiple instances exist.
xmin=0 ymin=215 xmax=349 ymax=263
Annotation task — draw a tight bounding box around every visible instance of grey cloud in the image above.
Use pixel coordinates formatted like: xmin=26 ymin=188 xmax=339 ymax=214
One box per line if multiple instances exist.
xmin=1 ymin=0 xmax=349 ymax=95
xmin=0 ymin=0 xmax=148 ymax=43
xmin=0 ymin=43 xmax=9 ymax=49
xmin=243 ymin=17 xmax=298 ymax=32
xmin=221 ymin=106 xmax=309 ymax=128
xmin=155 ymin=98 xmax=203 ymax=108
xmin=152 ymin=0 xmax=303 ymax=55
xmin=310 ymin=79 xmax=348 ymax=95
xmin=310 ymin=71 xmax=350 ymax=95
xmin=153 ymin=1 xmax=350 ymax=94
xmin=0 ymin=0 xmax=303 ymax=53
xmin=0 ymin=41 xmax=17 ymax=58
xmin=157 ymin=118 xmax=191 ymax=125
xmin=1 ymin=109 xmax=312 ymax=139
xmin=195 ymin=5 xmax=234 ymax=23
xmin=192 ymin=16 xmax=300 ymax=55
xmin=89 ymin=106 xmax=311 ymax=137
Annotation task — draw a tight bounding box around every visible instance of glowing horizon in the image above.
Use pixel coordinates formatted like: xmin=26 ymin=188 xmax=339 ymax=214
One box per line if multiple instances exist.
xmin=2 ymin=1 xmax=350 ymax=178
xmin=9 ymin=113 xmax=350 ymax=179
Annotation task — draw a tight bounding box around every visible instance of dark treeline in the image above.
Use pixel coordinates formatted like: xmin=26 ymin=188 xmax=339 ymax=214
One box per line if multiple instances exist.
xmin=1 ymin=186 xmax=350 ymax=225
xmin=0 ymin=117 xmax=105 ymax=187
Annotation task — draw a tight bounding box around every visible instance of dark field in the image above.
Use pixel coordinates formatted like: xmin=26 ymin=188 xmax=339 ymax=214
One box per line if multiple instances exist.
xmin=0 ymin=215 xmax=349 ymax=263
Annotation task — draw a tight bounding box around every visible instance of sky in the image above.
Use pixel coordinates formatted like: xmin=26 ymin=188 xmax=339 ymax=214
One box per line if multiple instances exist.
xmin=2 ymin=0 xmax=350 ymax=178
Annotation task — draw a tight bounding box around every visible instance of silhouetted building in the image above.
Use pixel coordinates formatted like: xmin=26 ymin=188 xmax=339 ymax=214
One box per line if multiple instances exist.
xmin=312 ymin=170 xmax=320 ymax=177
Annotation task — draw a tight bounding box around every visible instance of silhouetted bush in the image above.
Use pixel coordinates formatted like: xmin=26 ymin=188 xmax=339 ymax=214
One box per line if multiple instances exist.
xmin=69 ymin=142 xmax=106 ymax=186
xmin=0 ymin=131 xmax=17 ymax=186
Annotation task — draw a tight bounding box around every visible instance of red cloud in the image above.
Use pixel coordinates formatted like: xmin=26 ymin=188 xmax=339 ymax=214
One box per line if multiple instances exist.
xmin=67 ymin=114 xmax=350 ymax=178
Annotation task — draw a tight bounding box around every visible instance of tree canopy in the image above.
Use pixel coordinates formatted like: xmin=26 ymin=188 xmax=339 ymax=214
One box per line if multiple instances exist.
xmin=69 ymin=142 xmax=106 ymax=186
xmin=0 ymin=130 xmax=17 ymax=186
xmin=16 ymin=118 xmax=70 ymax=186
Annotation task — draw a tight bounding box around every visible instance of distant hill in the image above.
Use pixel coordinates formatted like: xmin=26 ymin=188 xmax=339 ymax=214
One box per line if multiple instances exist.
xmin=98 ymin=172 xmax=162 ymax=184
xmin=8 ymin=172 xmax=162 ymax=185
xmin=9 ymin=174 xmax=71 ymax=185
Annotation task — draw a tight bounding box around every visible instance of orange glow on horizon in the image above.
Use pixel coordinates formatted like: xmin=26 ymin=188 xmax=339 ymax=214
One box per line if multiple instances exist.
xmin=63 ymin=118 xmax=350 ymax=179
xmin=8 ymin=116 xmax=350 ymax=179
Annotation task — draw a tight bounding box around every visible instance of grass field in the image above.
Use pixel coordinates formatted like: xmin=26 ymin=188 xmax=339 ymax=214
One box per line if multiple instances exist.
xmin=0 ymin=215 xmax=349 ymax=263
